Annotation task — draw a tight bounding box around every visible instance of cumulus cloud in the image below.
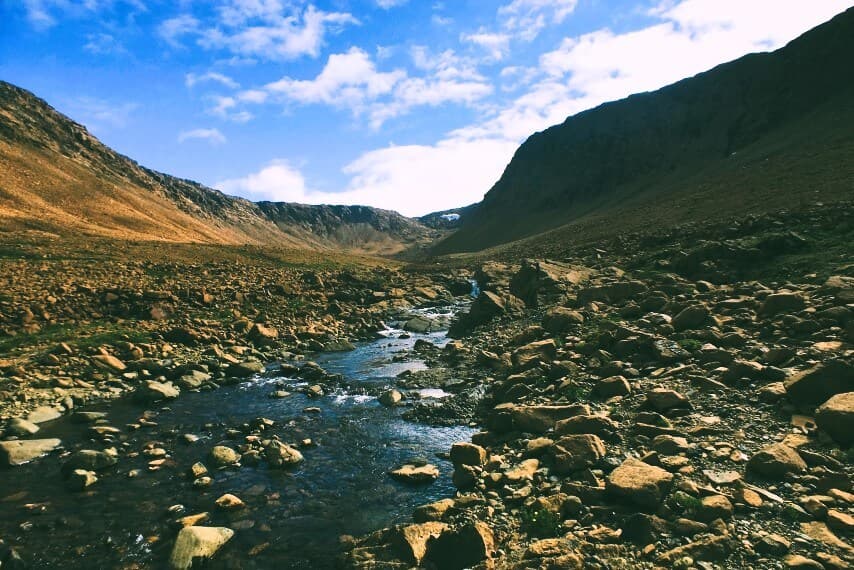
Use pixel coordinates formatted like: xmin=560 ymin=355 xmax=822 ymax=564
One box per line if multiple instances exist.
xmin=499 ymin=0 xmax=579 ymax=40
xmin=216 ymin=159 xmax=312 ymax=202
xmin=461 ymin=30 xmax=512 ymax=61
xmin=178 ymin=128 xmax=227 ymax=145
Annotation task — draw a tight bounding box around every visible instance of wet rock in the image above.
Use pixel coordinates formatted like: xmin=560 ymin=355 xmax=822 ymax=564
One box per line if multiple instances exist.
xmin=404 ymin=315 xmax=438 ymax=333
xmin=66 ymin=469 xmax=98 ymax=491
xmin=424 ymin=521 xmax=494 ymax=570
xmin=606 ymin=457 xmax=674 ymax=509
xmin=0 ymin=438 xmax=62 ymax=466
xmin=784 ymin=359 xmax=854 ymax=405
xmin=168 ymin=526 xmax=234 ymax=570
xmin=26 ymin=406 xmax=62 ymax=424
xmin=378 ymin=389 xmax=402 ymax=407
xmin=389 ymin=463 xmax=439 ymax=484
xmin=747 ymin=443 xmax=806 ymax=479
xmin=135 ymin=380 xmax=180 ymax=403
xmin=264 ymin=440 xmax=303 ymax=468
xmin=227 ymin=361 xmax=265 ymax=378
xmin=62 ymin=449 xmax=118 ymax=473
xmin=413 ymin=499 xmax=455 ymax=523
xmin=209 ymin=445 xmax=241 ymax=467
xmin=6 ymin=418 xmax=40 ymax=436
xmin=551 ymin=434 xmax=607 ymax=473
xmin=71 ymin=411 xmax=107 ymax=423
xmin=215 ymin=493 xmax=244 ymax=510
xmin=816 ymin=392 xmax=854 ymax=445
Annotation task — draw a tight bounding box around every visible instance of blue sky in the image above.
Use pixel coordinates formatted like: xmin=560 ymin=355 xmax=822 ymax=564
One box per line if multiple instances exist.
xmin=1 ymin=0 xmax=851 ymax=216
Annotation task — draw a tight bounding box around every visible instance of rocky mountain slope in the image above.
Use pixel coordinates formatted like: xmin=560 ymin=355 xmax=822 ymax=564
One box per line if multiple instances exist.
xmin=435 ymin=7 xmax=854 ymax=254
xmin=0 ymin=81 xmax=433 ymax=253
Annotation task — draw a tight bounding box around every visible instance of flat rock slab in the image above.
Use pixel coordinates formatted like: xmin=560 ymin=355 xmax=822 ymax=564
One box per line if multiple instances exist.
xmin=26 ymin=406 xmax=62 ymax=424
xmin=0 ymin=438 xmax=62 ymax=466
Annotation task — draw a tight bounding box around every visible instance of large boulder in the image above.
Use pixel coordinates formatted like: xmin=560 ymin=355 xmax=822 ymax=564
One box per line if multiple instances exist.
xmin=511 ymin=404 xmax=590 ymax=433
xmin=512 ymin=339 xmax=557 ymax=370
xmin=134 ymin=380 xmax=180 ymax=403
xmin=785 ymin=360 xmax=854 ymax=405
xmin=449 ymin=442 xmax=487 ymax=467
xmin=248 ymin=323 xmax=279 ymax=345
xmin=759 ymin=292 xmax=806 ymax=316
xmin=390 ymin=522 xmax=448 ymax=564
xmin=672 ymin=304 xmax=711 ymax=331
xmin=606 ymin=458 xmax=674 ymax=509
xmin=61 ymin=449 xmax=117 ymax=474
xmin=424 ymin=522 xmax=495 ymax=570
xmin=448 ymin=291 xmax=524 ymax=337
xmin=816 ymin=392 xmax=854 ymax=446
xmin=168 ymin=526 xmax=234 ymax=570
xmin=0 ymin=438 xmax=62 ymax=467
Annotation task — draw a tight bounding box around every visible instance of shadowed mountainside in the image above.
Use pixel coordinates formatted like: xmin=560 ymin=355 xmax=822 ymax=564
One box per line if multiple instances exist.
xmin=0 ymin=81 xmax=433 ymax=253
xmin=434 ymin=7 xmax=854 ymax=254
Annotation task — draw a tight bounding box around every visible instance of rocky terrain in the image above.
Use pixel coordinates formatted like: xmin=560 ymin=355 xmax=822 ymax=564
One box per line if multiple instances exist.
xmin=342 ymin=202 xmax=854 ymax=569
xmin=435 ymin=7 xmax=854 ymax=254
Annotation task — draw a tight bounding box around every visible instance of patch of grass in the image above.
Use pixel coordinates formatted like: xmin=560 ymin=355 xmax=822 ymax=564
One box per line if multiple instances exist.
xmin=671 ymin=491 xmax=702 ymax=515
xmin=0 ymin=322 xmax=151 ymax=354
xmin=520 ymin=506 xmax=563 ymax=538
xmin=677 ymin=338 xmax=703 ymax=352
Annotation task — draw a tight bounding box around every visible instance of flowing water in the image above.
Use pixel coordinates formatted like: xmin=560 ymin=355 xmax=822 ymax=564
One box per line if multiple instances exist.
xmin=0 ymin=316 xmax=474 ymax=568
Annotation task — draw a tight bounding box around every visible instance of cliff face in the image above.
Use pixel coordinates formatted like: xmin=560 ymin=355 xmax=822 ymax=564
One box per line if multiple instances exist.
xmin=0 ymin=80 xmax=432 ymax=253
xmin=435 ymin=7 xmax=854 ymax=254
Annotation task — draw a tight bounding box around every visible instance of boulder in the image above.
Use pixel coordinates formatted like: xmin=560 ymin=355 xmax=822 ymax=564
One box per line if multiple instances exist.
xmin=134 ymin=380 xmax=180 ymax=403
xmin=541 ymin=307 xmax=584 ymax=334
xmin=6 ymin=418 xmax=40 ymax=436
xmin=168 ymin=526 xmax=234 ymax=570
xmin=0 ymin=438 xmax=62 ymax=467
xmin=413 ymin=499 xmax=455 ymax=523
xmin=378 ymin=389 xmax=403 ymax=407
xmin=227 ymin=360 xmax=266 ymax=378
xmin=816 ymin=392 xmax=854 ymax=446
xmin=511 ymin=404 xmax=589 ymax=433
xmin=606 ymin=458 xmax=674 ymax=509
xmin=672 ymin=305 xmax=711 ymax=331
xmin=404 ymin=315 xmax=438 ymax=333
xmin=424 ymin=521 xmax=495 ymax=570
xmin=759 ymin=292 xmax=806 ymax=316
xmin=747 ymin=443 xmax=807 ymax=479
xmin=390 ymin=522 xmax=448 ymax=564
xmin=785 ymin=360 xmax=854 ymax=405
xmin=593 ymin=375 xmax=631 ymax=398
xmin=26 ymin=406 xmax=62 ymax=424
xmin=510 ymin=259 xmax=593 ymax=307
xmin=551 ymin=434 xmax=607 ymax=473
xmin=512 ymin=339 xmax=557 ymax=370
xmin=646 ymin=388 xmax=691 ymax=412
xmin=248 ymin=323 xmax=279 ymax=345
xmin=449 ymin=442 xmax=487 ymax=467
xmin=61 ymin=449 xmax=118 ymax=474
xmin=92 ymin=353 xmax=127 ymax=372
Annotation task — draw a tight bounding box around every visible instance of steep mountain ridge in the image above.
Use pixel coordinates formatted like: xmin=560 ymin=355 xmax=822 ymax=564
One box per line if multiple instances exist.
xmin=0 ymin=81 xmax=433 ymax=253
xmin=435 ymin=7 xmax=854 ymax=254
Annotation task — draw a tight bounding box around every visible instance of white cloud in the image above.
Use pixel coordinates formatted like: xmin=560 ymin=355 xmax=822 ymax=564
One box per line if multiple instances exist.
xmin=499 ymin=0 xmax=579 ymax=40
xmin=208 ymin=95 xmax=254 ymax=122
xmin=158 ymin=14 xmax=200 ymax=46
xmin=83 ymin=32 xmax=126 ymax=55
xmin=233 ymin=46 xmax=491 ymax=129
xmin=461 ymin=30 xmax=511 ymax=61
xmin=376 ymin=0 xmax=408 ymax=8
xmin=178 ymin=128 xmax=227 ymax=145
xmin=217 ymin=159 xmax=312 ymax=202
xmin=197 ymin=4 xmax=358 ymax=61
xmin=23 ymin=0 xmax=147 ymax=30
xmin=185 ymin=71 xmax=239 ymax=89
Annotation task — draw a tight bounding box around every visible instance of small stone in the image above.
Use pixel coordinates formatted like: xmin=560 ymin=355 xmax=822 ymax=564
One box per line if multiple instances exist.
xmin=215 ymin=493 xmax=244 ymax=510
xmin=378 ymin=389 xmax=403 ymax=407
xmin=264 ymin=441 xmax=303 ymax=468
xmin=646 ymin=389 xmax=691 ymax=412
xmin=66 ymin=469 xmax=98 ymax=491
xmin=209 ymin=446 xmax=241 ymax=467
xmin=695 ymin=495 xmax=733 ymax=522
xmin=551 ymin=434 xmax=607 ymax=473
xmin=593 ymin=375 xmax=631 ymax=398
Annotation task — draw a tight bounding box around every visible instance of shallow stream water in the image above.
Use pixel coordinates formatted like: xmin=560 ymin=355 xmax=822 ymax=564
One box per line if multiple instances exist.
xmin=0 ymin=317 xmax=474 ymax=568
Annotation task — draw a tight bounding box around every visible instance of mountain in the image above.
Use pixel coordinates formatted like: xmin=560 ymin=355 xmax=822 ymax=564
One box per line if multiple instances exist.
xmin=418 ymin=203 xmax=478 ymax=230
xmin=434 ymin=7 xmax=854 ymax=254
xmin=0 ymin=80 xmax=433 ymax=253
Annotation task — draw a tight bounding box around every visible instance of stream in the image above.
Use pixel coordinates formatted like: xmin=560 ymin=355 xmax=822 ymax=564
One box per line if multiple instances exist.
xmin=0 ymin=308 xmax=475 ymax=568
